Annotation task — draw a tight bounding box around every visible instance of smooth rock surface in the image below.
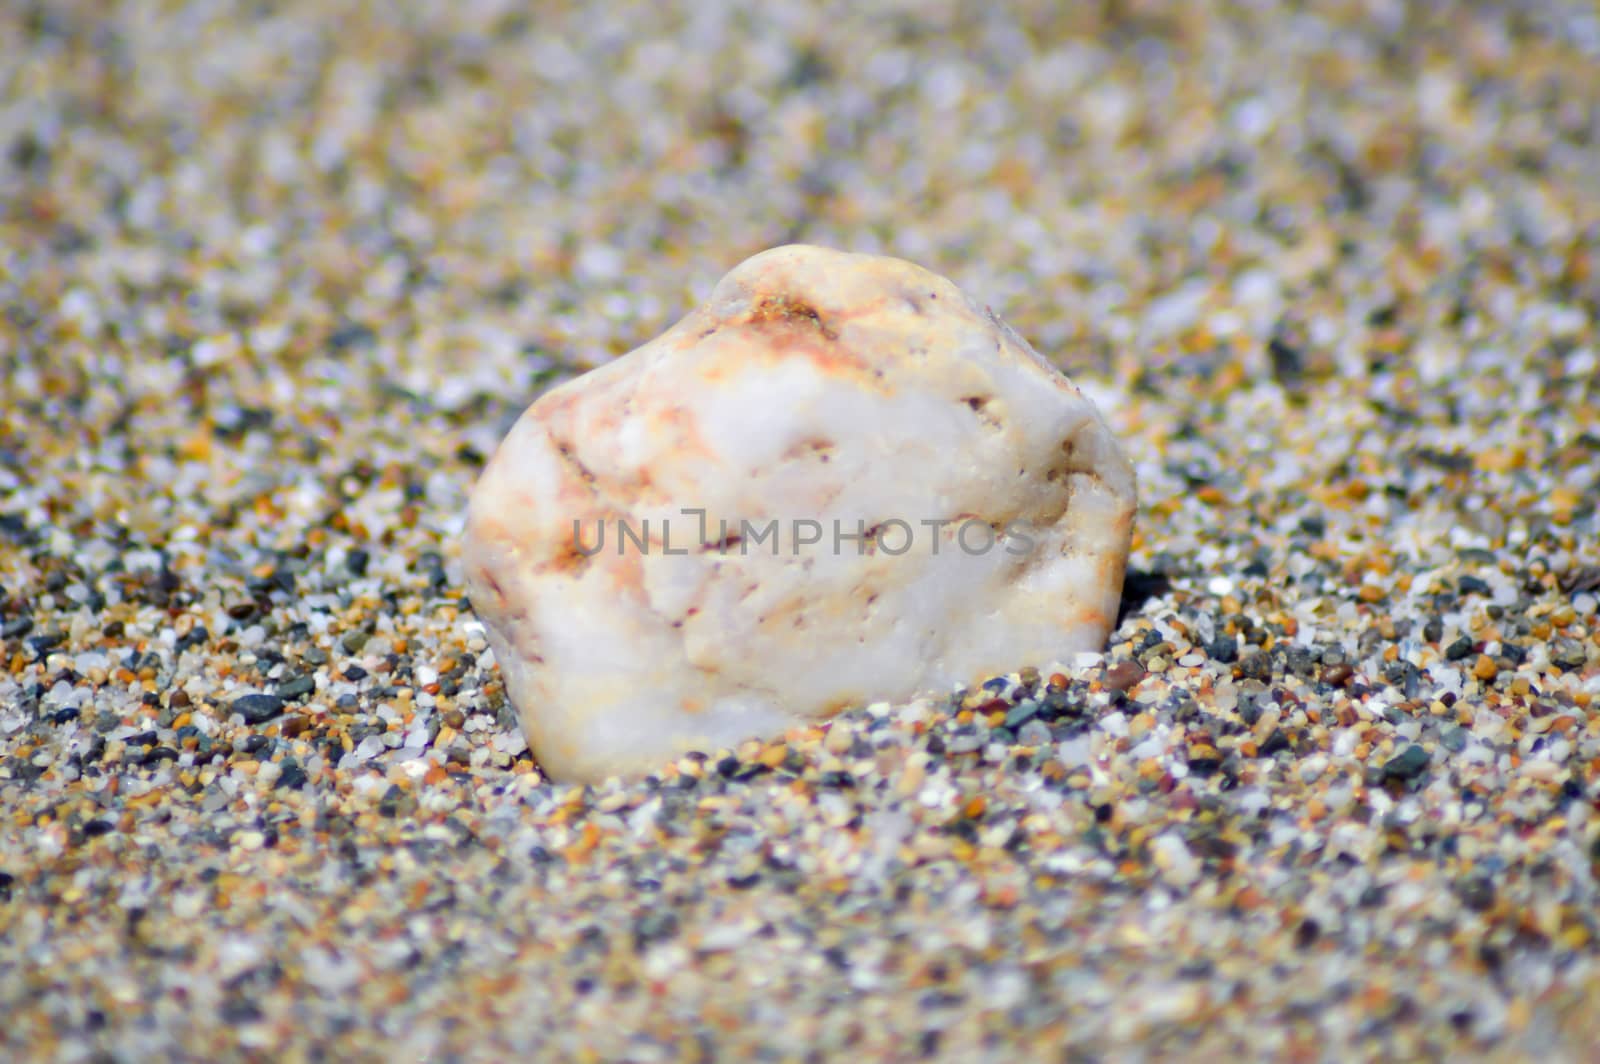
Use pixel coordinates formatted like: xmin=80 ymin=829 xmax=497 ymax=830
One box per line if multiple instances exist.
xmin=464 ymin=245 xmax=1136 ymax=781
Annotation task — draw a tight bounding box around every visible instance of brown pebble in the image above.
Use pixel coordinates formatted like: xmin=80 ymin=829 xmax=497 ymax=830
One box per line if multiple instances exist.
xmin=1323 ymin=663 xmax=1354 ymax=687
xmin=1472 ymin=655 xmax=1499 ymax=681
xmin=1102 ymin=661 xmax=1146 ymax=692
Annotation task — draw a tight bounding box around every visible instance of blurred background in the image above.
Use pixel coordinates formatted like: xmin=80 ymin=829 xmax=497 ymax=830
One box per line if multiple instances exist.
xmin=4 ymin=0 xmax=1596 ymax=572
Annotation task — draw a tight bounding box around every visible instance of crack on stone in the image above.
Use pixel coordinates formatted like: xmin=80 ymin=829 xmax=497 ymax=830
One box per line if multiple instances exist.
xmin=749 ymin=294 xmax=838 ymax=341
xmin=962 ymin=395 xmax=1002 ymax=431
xmin=518 ymin=630 xmax=546 ymax=667
xmin=1045 ymin=437 xmax=1096 ymax=489
xmin=542 ymin=432 xmax=608 ymax=577
xmin=782 ymin=437 xmax=835 ymax=463
xmin=477 ymin=567 xmax=507 ymax=607
xmin=1040 ymin=474 xmax=1081 ymax=530
xmin=551 ymin=436 xmax=598 ymax=486
xmin=700 ymin=532 xmax=742 ymax=553
xmin=860 ymin=589 xmax=881 ymax=623
xmin=543 ymin=540 xmax=594 ymax=577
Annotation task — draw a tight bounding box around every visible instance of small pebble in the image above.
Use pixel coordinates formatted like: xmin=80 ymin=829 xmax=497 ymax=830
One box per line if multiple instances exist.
xmin=231 ymin=694 xmax=286 ymax=726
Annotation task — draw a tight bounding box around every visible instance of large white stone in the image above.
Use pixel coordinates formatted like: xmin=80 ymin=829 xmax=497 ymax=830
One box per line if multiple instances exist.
xmin=464 ymin=245 xmax=1136 ymax=782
